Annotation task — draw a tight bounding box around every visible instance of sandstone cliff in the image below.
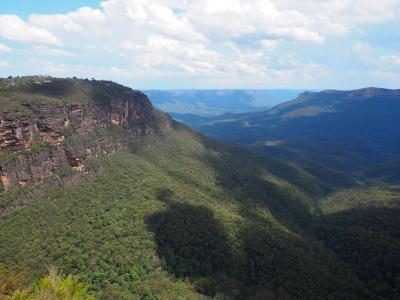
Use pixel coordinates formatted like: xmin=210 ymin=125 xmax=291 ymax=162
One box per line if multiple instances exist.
xmin=0 ymin=77 xmax=159 ymax=193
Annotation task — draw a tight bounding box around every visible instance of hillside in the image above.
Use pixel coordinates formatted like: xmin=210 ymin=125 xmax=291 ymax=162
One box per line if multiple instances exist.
xmin=0 ymin=122 xmax=366 ymax=300
xmin=0 ymin=76 xmax=154 ymax=193
xmin=0 ymin=77 xmax=399 ymax=299
xmin=177 ymin=88 xmax=400 ymax=182
xmin=319 ymin=186 xmax=400 ymax=214
xmin=314 ymin=187 xmax=400 ymax=298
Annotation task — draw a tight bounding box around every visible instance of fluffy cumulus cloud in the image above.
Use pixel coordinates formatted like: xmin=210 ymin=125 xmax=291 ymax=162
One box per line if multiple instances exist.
xmin=0 ymin=15 xmax=61 ymax=45
xmin=0 ymin=0 xmax=399 ymax=87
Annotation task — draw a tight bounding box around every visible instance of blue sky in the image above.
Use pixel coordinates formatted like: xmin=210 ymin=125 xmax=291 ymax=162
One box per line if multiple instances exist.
xmin=0 ymin=1 xmax=101 ymax=17
xmin=0 ymin=0 xmax=400 ymax=89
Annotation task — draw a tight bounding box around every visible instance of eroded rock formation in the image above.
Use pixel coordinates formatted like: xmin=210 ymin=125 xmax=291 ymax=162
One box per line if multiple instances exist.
xmin=0 ymin=90 xmax=156 ymax=192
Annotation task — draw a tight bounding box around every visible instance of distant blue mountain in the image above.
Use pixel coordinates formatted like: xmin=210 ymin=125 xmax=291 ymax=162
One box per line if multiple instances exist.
xmin=144 ymin=89 xmax=309 ymax=115
xmin=171 ymin=87 xmax=400 ymax=183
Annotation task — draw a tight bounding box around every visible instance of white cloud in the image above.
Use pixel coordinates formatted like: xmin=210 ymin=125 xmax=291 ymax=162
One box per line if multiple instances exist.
xmin=100 ymin=0 xmax=205 ymax=42
xmin=259 ymin=40 xmax=279 ymax=50
xmin=275 ymin=0 xmax=400 ymax=24
xmin=29 ymin=7 xmax=106 ymax=33
xmin=0 ymin=15 xmax=61 ymax=45
xmin=188 ymin=0 xmax=400 ymax=44
xmin=0 ymin=0 xmax=399 ymax=87
xmin=0 ymin=43 xmax=11 ymax=52
xmin=187 ymin=0 xmax=326 ymax=43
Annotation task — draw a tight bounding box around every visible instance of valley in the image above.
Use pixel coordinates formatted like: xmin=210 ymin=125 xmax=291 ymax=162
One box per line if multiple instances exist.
xmin=0 ymin=77 xmax=399 ymax=299
xmin=145 ymin=90 xmax=308 ymax=116
xmin=176 ymin=88 xmax=400 ymax=185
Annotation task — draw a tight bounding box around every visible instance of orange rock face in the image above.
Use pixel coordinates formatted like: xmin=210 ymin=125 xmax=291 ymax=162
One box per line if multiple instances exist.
xmin=0 ymin=110 xmax=37 ymax=153
xmin=0 ymin=94 xmax=154 ymax=152
xmin=0 ymin=174 xmax=10 ymax=191
xmin=0 ymin=92 xmax=157 ymax=192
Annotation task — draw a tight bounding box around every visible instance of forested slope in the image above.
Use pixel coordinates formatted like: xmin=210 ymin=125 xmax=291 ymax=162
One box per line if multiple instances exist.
xmin=314 ymin=187 xmax=400 ymax=299
xmin=0 ymin=120 xmax=369 ymax=299
xmin=0 ymin=77 xmax=399 ymax=299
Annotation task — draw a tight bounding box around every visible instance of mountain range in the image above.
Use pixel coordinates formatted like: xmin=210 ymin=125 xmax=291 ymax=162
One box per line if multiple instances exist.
xmin=144 ymin=89 xmax=308 ymax=116
xmin=176 ymin=88 xmax=400 ymax=184
xmin=0 ymin=77 xmax=399 ymax=299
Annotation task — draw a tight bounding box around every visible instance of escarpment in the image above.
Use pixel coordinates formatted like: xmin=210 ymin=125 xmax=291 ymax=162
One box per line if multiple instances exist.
xmin=0 ymin=77 xmax=162 ymax=194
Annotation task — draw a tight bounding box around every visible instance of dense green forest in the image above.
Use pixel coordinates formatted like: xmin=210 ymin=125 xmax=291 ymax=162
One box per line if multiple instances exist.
xmin=0 ymin=78 xmax=399 ymax=299
xmin=0 ymin=267 xmax=95 ymax=299
xmin=1 ymin=118 xmax=399 ymax=299
xmin=314 ymin=187 xmax=400 ymax=299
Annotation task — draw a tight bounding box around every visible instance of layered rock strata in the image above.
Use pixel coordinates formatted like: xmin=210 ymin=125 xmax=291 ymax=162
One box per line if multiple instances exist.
xmin=0 ymin=93 xmax=155 ymax=192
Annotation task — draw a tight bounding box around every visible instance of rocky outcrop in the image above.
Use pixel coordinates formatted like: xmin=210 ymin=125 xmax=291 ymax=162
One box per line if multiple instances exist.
xmin=0 ymin=97 xmax=153 ymax=154
xmin=0 ymin=140 xmax=116 ymax=192
xmin=0 ymin=85 xmax=157 ymax=192
xmin=0 ymin=109 xmax=36 ymax=152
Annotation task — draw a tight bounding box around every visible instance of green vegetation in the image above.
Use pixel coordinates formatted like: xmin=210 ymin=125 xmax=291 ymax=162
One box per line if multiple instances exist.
xmin=0 ymin=142 xmax=55 ymax=167
xmin=314 ymin=210 xmax=400 ymax=299
xmin=0 ymin=76 xmax=92 ymax=107
xmin=29 ymin=142 xmax=57 ymax=155
xmin=0 ymin=152 xmax=17 ymax=167
xmin=1 ymin=79 xmax=399 ymax=299
xmin=314 ymin=187 xmax=400 ymax=299
xmin=297 ymin=159 xmax=359 ymax=191
xmin=362 ymin=159 xmax=400 ymax=184
xmin=0 ymin=266 xmax=31 ymax=298
xmin=0 ymin=76 xmax=146 ymax=109
xmin=1 ymin=267 xmax=95 ymax=299
xmin=319 ymin=186 xmax=400 ymax=214
xmin=64 ymin=126 xmax=125 ymax=148
xmin=0 ymin=121 xmax=374 ymax=299
xmin=54 ymin=165 xmax=75 ymax=178
xmin=181 ymin=88 xmax=400 ymax=186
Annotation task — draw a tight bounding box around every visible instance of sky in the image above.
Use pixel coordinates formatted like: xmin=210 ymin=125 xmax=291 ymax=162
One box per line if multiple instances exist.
xmin=0 ymin=0 xmax=400 ymax=89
